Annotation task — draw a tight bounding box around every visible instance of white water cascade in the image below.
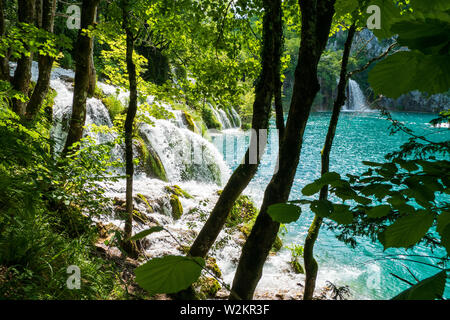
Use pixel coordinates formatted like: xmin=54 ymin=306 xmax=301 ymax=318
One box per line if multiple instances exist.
xmin=343 ymin=79 xmax=369 ymax=111
xmin=23 ymin=62 xmax=230 ymax=185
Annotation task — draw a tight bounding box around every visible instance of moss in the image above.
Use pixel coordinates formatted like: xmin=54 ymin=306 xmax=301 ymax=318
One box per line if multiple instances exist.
xmin=102 ymin=95 xmax=125 ymax=121
xmin=133 ymin=209 xmax=150 ymax=225
xmin=183 ymin=111 xmax=198 ymax=133
xmin=136 ymin=193 xmax=154 ymax=212
xmin=206 ymin=257 xmax=222 ymax=278
xmin=226 ymin=194 xmax=258 ymax=228
xmin=165 ymin=185 xmax=193 ymax=199
xmin=202 ymin=104 xmax=222 ymax=130
xmin=291 ymin=259 xmax=305 ymax=274
xmin=135 ymin=136 xmax=168 ymax=182
xmin=170 ymin=194 xmax=183 ymax=220
xmin=195 ymin=276 xmax=221 ymax=299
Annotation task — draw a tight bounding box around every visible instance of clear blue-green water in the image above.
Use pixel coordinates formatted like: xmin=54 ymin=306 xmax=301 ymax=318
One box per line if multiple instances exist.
xmin=211 ymin=111 xmax=450 ymax=300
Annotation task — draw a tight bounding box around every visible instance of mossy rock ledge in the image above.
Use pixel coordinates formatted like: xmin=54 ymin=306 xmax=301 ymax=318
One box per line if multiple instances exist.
xmin=170 ymin=194 xmax=183 ymax=220
xmin=135 ymin=133 xmax=168 ymax=182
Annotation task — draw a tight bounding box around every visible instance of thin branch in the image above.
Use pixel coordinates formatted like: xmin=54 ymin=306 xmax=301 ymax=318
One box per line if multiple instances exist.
xmin=347 ymin=42 xmax=398 ymax=78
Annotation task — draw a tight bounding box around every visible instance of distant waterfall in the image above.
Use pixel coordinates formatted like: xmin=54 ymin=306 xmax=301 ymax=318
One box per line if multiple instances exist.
xmin=343 ymin=79 xmax=368 ymax=111
xmin=209 ymin=104 xmax=241 ymax=129
xmin=36 ymin=62 xmax=228 ymax=185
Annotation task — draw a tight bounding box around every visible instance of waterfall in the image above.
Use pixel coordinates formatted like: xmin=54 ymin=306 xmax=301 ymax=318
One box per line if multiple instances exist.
xmin=33 ymin=62 xmax=228 ymax=185
xmin=343 ymin=79 xmax=368 ymax=111
xmin=208 ymin=103 xmax=241 ymax=129
xmin=230 ymin=107 xmax=242 ymax=128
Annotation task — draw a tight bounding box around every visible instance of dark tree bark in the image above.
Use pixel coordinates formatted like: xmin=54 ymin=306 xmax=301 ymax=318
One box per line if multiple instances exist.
xmin=11 ymin=0 xmax=36 ymax=116
xmin=229 ymin=0 xmax=336 ymax=300
xmin=62 ymin=0 xmax=100 ymax=155
xmin=26 ymin=0 xmax=57 ymax=120
xmin=0 ymin=0 xmax=9 ymax=81
xmin=303 ymin=23 xmax=356 ymax=300
xmin=188 ymin=0 xmax=283 ymax=260
xmin=121 ymin=0 xmax=138 ymax=259
xmin=274 ymin=61 xmax=285 ymax=148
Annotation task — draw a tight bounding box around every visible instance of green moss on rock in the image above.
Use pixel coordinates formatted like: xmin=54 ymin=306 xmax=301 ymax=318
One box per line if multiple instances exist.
xmin=195 ymin=276 xmax=221 ymax=299
xmin=202 ymin=104 xmax=222 ymax=130
xmin=271 ymin=235 xmax=283 ymax=252
xmin=170 ymin=194 xmax=183 ymax=220
xmin=165 ymin=185 xmax=193 ymax=199
xmin=136 ymin=136 xmax=168 ymax=182
xmin=291 ymin=259 xmax=305 ymax=274
xmin=136 ymin=193 xmax=154 ymax=212
xmin=206 ymin=257 xmax=222 ymax=278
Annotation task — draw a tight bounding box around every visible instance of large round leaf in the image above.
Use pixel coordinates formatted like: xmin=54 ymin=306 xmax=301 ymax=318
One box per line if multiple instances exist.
xmin=135 ymin=255 xmax=205 ymax=294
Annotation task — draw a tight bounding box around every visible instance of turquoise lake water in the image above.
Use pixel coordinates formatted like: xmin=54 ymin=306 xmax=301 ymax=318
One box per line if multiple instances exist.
xmin=211 ymin=111 xmax=450 ymax=300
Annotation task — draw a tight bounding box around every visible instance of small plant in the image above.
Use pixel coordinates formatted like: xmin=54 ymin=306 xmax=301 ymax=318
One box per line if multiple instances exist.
xmin=288 ymin=245 xmax=304 ymax=274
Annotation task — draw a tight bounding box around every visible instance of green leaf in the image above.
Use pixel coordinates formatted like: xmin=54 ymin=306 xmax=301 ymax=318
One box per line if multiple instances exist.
xmin=320 ymin=172 xmax=341 ymax=184
xmin=268 ymin=203 xmax=302 ymax=224
xmin=302 ymin=181 xmax=322 ymax=196
xmin=329 ymin=205 xmax=353 ymax=225
xmin=130 ymin=226 xmax=164 ymax=241
xmin=392 ymin=270 xmax=447 ymax=300
xmin=334 ymin=0 xmax=358 ymax=17
xmin=437 ymin=211 xmax=450 ymax=234
xmin=379 ymin=212 xmax=434 ymax=249
xmin=366 ymin=205 xmax=391 ymax=218
xmin=135 ymin=255 xmax=205 ymax=294
xmin=310 ymin=199 xmax=334 ymax=218
xmin=440 ymin=225 xmax=450 ymax=255
xmin=369 ymin=51 xmax=450 ymax=98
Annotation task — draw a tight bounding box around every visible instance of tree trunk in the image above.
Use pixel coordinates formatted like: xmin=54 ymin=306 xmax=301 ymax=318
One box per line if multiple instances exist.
xmin=62 ymin=0 xmax=100 ymax=155
xmin=26 ymin=0 xmax=57 ymax=120
xmin=0 ymin=0 xmax=10 ymax=81
xmin=303 ymin=23 xmax=356 ymax=300
xmin=188 ymin=0 xmax=282 ymax=260
xmin=11 ymin=0 xmax=36 ymax=116
xmin=229 ymin=0 xmax=336 ymax=300
xmin=121 ymin=0 xmax=138 ymax=259
xmin=274 ymin=61 xmax=285 ymax=148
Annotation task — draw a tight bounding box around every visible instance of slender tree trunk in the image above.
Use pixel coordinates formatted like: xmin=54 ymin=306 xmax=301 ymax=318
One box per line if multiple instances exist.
xmin=26 ymin=0 xmax=57 ymax=120
xmin=0 ymin=0 xmax=10 ymax=81
xmin=121 ymin=0 xmax=138 ymax=258
xmin=274 ymin=60 xmax=285 ymax=148
xmin=12 ymin=0 xmax=36 ymax=116
xmin=230 ymin=0 xmax=336 ymax=300
xmin=87 ymin=6 xmax=97 ymax=97
xmin=188 ymin=0 xmax=283 ymax=260
xmin=303 ymin=23 xmax=356 ymax=300
xmin=62 ymin=0 xmax=100 ymax=154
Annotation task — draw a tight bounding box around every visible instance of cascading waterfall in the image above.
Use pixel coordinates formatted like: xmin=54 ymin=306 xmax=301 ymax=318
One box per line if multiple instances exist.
xmin=34 ymin=62 xmax=229 ymax=185
xmin=343 ymin=79 xmax=368 ymax=111
xmin=208 ymin=103 xmax=241 ymax=129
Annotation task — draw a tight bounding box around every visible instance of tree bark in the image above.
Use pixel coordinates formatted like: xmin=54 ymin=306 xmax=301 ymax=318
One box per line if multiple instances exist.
xmin=229 ymin=0 xmax=336 ymax=300
xmin=303 ymin=23 xmax=356 ymax=300
xmin=0 ymin=0 xmax=10 ymax=81
xmin=121 ymin=0 xmax=138 ymax=258
xmin=62 ymin=0 xmax=100 ymax=155
xmin=11 ymin=0 xmax=36 ymax=116
xmin=26 ymin=0 xmax=57 ymax=120
xmin=188 ymin=0 xmax=283 ymax=260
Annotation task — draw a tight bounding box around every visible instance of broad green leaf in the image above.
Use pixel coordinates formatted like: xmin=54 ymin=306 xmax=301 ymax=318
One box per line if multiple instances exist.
xmin=366 ymin=205 xmax=391 ymax=218
xmin=437 ymin=211 xmax=450 ymax=234
xmin=131 ymin=226 xmax=164 ymax=241
xmin=440 ymin=225 xmax=450 ymax=255
xmin=334 ymin=0 xmax=358 ymax=18
xmin=369 ymin=51 xmax=450 ymax=98
xmin=378 ymin=212 xmax=434 ymax=249
xmin=302 ymin=181 xmax=323 ymax=196
xmin=310 ymin=199 xmax=334 ymax=218
xmin=392 ymin=270 xmax=447 ymax=300
xmin=135 ymin=255 xmax=205 ymax=294
xmin=320 ymin=172 xmax=341 ymax=184
xmin=329 ymin=205 xmax=353 ymax=225
xmin=268 ymin=203 xmax=301 ymax=224
xmin=411 ymin=0 xmax=450 ymax=12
